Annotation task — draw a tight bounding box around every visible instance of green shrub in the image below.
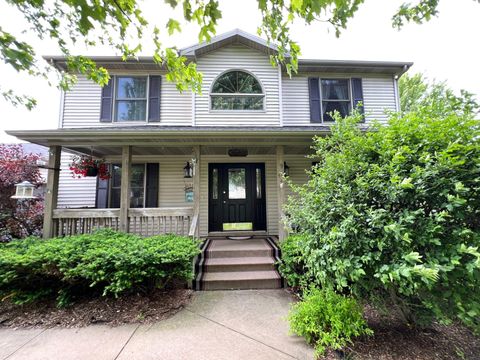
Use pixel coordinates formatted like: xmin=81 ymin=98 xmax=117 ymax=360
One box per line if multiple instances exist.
xmin=278 ymin=234 xmax=310 ymax=288
xmin=0 ymin=229 xmax=200 ymax=305
xmin=289 ymin=287 xmax=372 ymax=355
xmin=286 ymin=110 xmax=480 ymax=332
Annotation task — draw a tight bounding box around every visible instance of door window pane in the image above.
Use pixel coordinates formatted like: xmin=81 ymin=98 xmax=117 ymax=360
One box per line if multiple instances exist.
xmin=228 ymin=168 xmax=246 ymax=199
xmin=212 ymin=168 xmax=218 ymax=199
xmin=256 ymin=168 xmax=262 ymax=199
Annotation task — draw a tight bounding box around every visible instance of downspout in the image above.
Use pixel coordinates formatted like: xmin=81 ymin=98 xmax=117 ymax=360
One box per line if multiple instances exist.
xmin=393 ymin=75 xmax=400 ymax=112
xmin=394 ymin=64 xmax=409 ymax=113
xmin=278 ymin=65 xmax=284 ymax=126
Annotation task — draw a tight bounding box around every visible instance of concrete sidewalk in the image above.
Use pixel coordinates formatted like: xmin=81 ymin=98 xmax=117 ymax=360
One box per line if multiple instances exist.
xmin=0 ymin=290 xmax=314 ymax=360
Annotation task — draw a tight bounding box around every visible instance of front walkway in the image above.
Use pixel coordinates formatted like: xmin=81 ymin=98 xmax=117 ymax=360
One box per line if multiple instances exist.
xmin=0 ymin=290 xmax=314 ymax=360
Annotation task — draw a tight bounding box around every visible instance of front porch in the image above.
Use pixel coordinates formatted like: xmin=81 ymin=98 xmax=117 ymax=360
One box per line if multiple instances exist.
xmin=13 ymin=128 xmax=320 ymax=240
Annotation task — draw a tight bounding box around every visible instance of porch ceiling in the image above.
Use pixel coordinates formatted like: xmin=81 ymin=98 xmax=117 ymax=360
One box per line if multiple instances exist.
xmin=41 ymin=144 xmax=311 ymax=157
xmin=6 ymin=126 xmax=328 ymax=152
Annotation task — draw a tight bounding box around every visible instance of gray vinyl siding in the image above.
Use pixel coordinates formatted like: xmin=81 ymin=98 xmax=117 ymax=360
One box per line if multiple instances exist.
xmin=61 ymin=74 xmax=191 ymax=128
xmin=282 ymin=74 xmax=397 ymax=125
xmin=157 ymin=156 xmax=194 ymax=207
xmin=57 ymin=153 xmax=97 ymax=208
xmin=61 ymin=76 xmax=102 ymax=128
xmin=159 ymin=82 xmax=192 ymax=126
xmin=194 ymin=44 xmax=280 ymax=126
xmin=284 ymin=154 xmax=312 ymax=199
xmin=361 ymin=77 xmax=397 ymax=122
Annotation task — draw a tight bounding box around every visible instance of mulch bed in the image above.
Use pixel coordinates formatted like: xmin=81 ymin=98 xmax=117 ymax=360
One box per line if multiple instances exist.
xmin=0 ymin=289 xmax=193 ymax=328
xmin=323 ymin=305 xmax=480 ymax=360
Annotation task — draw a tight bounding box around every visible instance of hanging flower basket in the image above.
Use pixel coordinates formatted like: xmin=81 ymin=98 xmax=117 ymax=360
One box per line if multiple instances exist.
xmin=69 ymin=155 xmax=110 ymax=179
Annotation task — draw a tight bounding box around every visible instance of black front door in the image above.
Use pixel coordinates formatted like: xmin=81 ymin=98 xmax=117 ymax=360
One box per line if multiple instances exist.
xmin=209 ymin=163 xmax=266 ymax=232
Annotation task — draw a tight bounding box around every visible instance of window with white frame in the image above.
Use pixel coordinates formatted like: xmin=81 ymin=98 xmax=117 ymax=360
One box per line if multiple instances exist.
xmin=210 ymin=70 xmax=264 ymax=110
xmin=321 ymin=79 xmax=351 ymax=122
xmin=114 ymin=76 xmax=148 ymax=122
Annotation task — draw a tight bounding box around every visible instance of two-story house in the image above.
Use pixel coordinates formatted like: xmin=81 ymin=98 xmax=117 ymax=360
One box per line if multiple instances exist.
xmin=8 ymin=29 xmax=412 ymax=289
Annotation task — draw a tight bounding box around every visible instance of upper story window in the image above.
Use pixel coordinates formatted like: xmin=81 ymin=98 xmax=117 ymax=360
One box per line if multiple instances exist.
xmin=100 ymin=75 xmax=161 ymax=123
xmin=308 ymin=77 xmax=363 ymax=123
xmin=321 ymin=79 xmax=351 ymax=122
xmin=115 ymin=77 xmax=148 ymax=122
xmin=210 ymin=70 xmax=264 ymax=111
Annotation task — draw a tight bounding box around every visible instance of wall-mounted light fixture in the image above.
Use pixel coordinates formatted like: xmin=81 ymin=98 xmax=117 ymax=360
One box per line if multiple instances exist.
xmin=183 ymin=161 xmax=193 ymax=178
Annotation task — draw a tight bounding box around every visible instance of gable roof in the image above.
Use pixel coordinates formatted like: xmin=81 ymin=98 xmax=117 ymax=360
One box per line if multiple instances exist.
xmin=179 ymin=29 xmax=279 ymax=59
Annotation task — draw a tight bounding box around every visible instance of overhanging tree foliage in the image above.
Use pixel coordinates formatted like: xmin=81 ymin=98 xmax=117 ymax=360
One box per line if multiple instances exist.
xmin=400 ymin=73 xmax=479 ymax=117
xmin=2 ymin=0 xmax=477 ymax=109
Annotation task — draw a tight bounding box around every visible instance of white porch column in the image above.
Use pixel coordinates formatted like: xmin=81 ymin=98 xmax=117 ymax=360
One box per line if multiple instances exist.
xmin=119 ymin=145 xmax=132 ymax=232
xmin=193 ymin=145 xmax=201 ymax=238
xmin=276 ymin=145 xmax=286 ymax=241
xmin=43 ymin=145 xmax=61 ymax=239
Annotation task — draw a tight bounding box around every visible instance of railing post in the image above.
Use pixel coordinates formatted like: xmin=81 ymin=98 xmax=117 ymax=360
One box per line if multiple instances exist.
xmin=43 ymin=146 xmax=61 ymax=239
xmin=119 ymin=145 xmax=132 ymax=233
xmin=276 ymin=145 xmax=286 ymax=241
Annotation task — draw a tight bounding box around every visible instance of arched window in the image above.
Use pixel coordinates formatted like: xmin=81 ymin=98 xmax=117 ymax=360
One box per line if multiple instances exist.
xmin=210 ymin=70 xmax=264 ymax=110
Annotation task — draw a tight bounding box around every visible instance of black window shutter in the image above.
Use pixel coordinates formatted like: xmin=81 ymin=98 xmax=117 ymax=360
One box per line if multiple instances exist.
xmin=351 ymin=78 xmax=365 ymax=119
xmin=145 ymin=163 xmax=159 ymax=207
xmin=148 ymin=76 xmax=161 ymax=122
xmin=308 ymin=77 xmax=321 ymax=123
xmin=100 ymin=77 xmax=114 ymax=122
xmin=96 ymin=172 xmax=110 ymax=208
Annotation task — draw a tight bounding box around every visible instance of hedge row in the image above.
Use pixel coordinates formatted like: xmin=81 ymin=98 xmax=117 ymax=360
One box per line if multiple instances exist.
xmin=0 ymin=229 xmax=200 ymax=306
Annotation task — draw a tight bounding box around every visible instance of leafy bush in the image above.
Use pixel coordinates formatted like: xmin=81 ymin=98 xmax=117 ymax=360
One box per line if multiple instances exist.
xmin=0 ymin=229 xmax=200 ymax=306
xmin=289 ymin=287 xmax=372 ymax=355
xmin=286 ymin=110 xmax=480 ymax=331
xmin=278 ymin=234 xmax=311 ymax=289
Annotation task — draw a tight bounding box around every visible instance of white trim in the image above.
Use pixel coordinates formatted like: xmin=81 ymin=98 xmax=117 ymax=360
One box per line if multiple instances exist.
xmin=180 ymin=28 xmax=279 ymax=57
xmin=58 ymin=89 xmax=65 ymax=128
xmin=278 ymin=65 xmax=283 ymax=126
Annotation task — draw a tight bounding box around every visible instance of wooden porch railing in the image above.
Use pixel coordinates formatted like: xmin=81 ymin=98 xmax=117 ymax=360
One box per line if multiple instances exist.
xmin=128 ymin=208 xmax=193 ymax=237
xmin=52 ymin=207 xmax=194 ymax=237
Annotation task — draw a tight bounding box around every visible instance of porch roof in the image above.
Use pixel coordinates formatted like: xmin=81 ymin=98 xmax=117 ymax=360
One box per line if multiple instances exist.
xmin=6 ymin=126 xmax=334 ymax=152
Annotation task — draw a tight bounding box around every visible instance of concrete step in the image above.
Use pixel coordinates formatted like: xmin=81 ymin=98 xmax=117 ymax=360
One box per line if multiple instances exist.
xmin=201 ymin=270 xmax=282 ymax=290
xmin=204 ymin=257 xmax=276 ymax=272
xmin=206 ymin=239 xmax=274 ymax=258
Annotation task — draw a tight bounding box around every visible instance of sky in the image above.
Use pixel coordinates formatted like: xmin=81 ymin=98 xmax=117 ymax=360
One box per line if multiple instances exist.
xmin=1 ymin=0 xmax=479 ymax=143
